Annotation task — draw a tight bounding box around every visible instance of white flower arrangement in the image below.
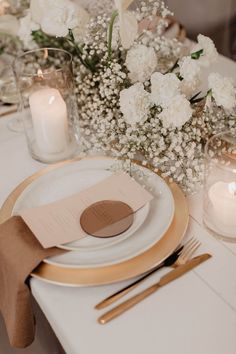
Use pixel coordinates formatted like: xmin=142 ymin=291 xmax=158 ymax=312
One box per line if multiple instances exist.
xmin=1 ymin=0 xmax=235 ymax=192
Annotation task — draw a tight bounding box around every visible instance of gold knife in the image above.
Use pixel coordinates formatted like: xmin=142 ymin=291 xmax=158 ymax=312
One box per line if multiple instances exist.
xmin=98 ymin=253 xmax=212 ymax=324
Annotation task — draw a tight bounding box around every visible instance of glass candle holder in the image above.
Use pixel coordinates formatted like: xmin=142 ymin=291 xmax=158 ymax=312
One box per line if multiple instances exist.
xmin=13 ymin=48 xmax=79 ymax=163
xmin=203 ymin=130 xmax=236 ymax=242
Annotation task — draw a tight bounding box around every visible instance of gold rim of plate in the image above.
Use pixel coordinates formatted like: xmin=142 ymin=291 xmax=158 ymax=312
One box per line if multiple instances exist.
xmin=0 ymin=156 xmax=189 ymax=286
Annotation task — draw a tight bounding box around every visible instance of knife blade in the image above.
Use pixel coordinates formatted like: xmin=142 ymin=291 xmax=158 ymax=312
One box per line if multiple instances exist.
xmin=98 ymin=253 xmax=212 ymax=324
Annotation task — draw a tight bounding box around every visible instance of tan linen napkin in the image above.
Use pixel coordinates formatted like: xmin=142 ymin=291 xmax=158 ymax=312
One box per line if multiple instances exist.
xmin=0 ymin=216 xmax=65 ymax=348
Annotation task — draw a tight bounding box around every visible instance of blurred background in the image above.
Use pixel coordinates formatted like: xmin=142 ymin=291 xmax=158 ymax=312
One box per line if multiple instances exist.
xmin=166 ymin=0 xmax=236 ymax=60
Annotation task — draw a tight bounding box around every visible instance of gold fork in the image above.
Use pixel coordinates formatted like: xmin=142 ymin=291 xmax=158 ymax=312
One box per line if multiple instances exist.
xmin=95 ymin=237 xmax=201 ymax=310
xmin=174 ymin=237 xmax=201 ymax=266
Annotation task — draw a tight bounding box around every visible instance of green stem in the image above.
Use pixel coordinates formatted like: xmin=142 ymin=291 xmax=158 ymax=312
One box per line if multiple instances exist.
xmin=107 ymin=10 xmax=118 ymax=61
xmin=67 ymin=29 xmax=94 ymax=72
xmin=165 ymin=59 xmax=179 ymax=74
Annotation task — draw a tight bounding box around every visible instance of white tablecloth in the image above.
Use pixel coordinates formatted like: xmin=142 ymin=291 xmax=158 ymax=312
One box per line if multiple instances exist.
xmin=0 ymin=54 xmax=236 ymax=354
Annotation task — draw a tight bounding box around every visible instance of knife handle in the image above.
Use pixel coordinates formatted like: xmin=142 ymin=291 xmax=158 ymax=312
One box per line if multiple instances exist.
xmin=95 ymin=262 xmax=165 ymax=310
xmin=98 ymin=284 xmax=160 ymax=324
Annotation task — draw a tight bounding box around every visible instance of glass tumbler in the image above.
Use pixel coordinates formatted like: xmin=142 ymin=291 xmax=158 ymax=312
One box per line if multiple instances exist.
xmin=13 ymin=48 xmax=79 ymax=163
xmin=203 ymin=130 xmax=236 ymax=242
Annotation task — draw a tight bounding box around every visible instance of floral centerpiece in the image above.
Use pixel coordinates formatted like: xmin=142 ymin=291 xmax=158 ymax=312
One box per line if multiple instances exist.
xmin=0 ymin=0 xmax=236 ymax=191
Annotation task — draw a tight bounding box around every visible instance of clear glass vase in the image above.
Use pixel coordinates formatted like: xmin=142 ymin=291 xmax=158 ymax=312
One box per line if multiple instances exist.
xmin=13 ymin=48 xmax=79 ymax=163
xmin=203 ymin=130 xmax=236 ymax=242
xmin=0 ymin=55 xmax=23 ymax=132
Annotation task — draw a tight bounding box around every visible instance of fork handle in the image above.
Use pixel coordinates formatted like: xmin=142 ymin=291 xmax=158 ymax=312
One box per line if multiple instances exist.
xmin=98 ymin=284 xmax=160 ymax=324
xmin=95 ymin=262 xmax=164 ymax=310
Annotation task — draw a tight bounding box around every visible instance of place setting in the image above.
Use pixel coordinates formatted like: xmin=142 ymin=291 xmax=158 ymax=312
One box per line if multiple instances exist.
xmin=0 ymin=0 xmax=235 ymax=353
xmin=0 ymin=154 xmax=213 ymax=349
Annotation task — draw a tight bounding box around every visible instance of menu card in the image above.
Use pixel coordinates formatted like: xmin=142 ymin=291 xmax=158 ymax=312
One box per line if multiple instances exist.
xmin=19 ymin=172 xmax=153 ymax=248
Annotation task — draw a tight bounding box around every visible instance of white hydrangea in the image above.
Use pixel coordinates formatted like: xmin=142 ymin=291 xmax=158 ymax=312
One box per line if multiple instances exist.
xmin=125 ymin=44 xmax=157 ymax=83
xmin=151 ymin=72 xmax=180 ymax=107
xmin=30 ymin=0 xmax=89 ymax=37
xmin=208 ymin=73 xmax=236 ymax=111
xmin=119 ymin=83 xmax=151 ymax=126
xmin=159 ymin=95 xmax=192 ymax=128
xmin=18 ymin=11 xmax=39 ymax=49
xmin=192 ymin=34 xmax=218 ymax=67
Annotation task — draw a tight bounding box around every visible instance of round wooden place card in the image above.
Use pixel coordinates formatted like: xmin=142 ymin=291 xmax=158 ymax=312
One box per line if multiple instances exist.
xmin=80 ymin=200 xmax=134 ymax=238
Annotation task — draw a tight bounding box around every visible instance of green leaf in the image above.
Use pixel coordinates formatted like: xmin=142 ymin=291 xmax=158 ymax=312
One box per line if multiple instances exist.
xmin=207 ymin=89 xmax=212 ymax=96
xmin=107 ymin=10 xmax=118 ymax=61
xmin=166 ymin=59 xmax=179 ymax=73
xmin=177 ymin=73 xmax=183 ymax=81
xmin=191 ymin=49 xmax=203 ymax=60
xmin=190 ymin=91 xmax=202 ymax=103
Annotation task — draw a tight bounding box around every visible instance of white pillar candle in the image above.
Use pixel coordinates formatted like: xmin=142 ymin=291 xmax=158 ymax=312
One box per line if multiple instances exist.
xmin=29 ymin=88 xmax=69 ymax=154
xmin=208 ymin=181 xmax=236 ymax=228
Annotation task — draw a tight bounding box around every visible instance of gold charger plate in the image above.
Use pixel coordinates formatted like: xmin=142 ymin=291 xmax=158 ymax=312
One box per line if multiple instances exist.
xmin=0 ymin=156 xmax=189 ymax=286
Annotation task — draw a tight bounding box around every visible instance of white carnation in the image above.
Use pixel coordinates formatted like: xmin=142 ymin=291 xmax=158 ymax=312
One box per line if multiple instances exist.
xmin=151 ymin=72 xmax=180 ymax=107
xmin=120 ymin=83 xmax=151 ymax=126
xmin=179 ymin=56 xmax=201 ymax=83
xmin=192 ymin=34 xmax=218 ymax=67
xmin=126 ymin=44 xmax=157 ymax=83
xmin=180 ymin=79 xmax=201 ymax=98
xmin=159 ymin=95 xmax=192 ymax=128
xmin=30 ymin=0 xmax=89 ymax=37
xmin=208 ymin=73 xmax=236 ymax=111
xmin=18 ymin=11 xmax=39 ymax=49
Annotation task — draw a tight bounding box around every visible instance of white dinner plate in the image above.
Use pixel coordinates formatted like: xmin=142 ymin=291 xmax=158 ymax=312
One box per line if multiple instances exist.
xmin=12 ymin=158 xmax=175 ymax=268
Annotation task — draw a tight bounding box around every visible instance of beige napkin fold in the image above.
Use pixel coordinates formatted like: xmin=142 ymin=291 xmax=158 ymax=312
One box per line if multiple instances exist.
xmin=0 ymin=216 xmax=65 ymax=348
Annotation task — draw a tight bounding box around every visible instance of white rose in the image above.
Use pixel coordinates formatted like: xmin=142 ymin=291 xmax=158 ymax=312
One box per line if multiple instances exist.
xmin=120 ymin=83 xmax=151 ymax=126
xmin=191 ymin=34 xmax=218 ymax=67
xmin=0 ymin=0 xmax=10 ymax=16
xmin=0 ymin=14 xmax=19 ymax=36
xmin=30 ymin=0 xmax=89 ymax=37
xmin=114 ymin=0 xmax=138 ymax=49
xmin=159 ymin=95 xmax=192 ymax=128
xmin=151 ymin=72 xmax=180 ymax=107
xmin=208 ymin=73 xmax=236 ymax=111
xmin=125 ymin=44 xmax=157 ymax=83
xmin=18 ymin=11 xmax=40 ymax=49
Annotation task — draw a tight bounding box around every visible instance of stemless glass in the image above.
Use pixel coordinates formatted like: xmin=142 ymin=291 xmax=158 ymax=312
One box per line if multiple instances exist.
xmin=13 ymin=48 xmax=79 ymax=163
xmin=0 ymin=55 xmax=22 ymax=132
xmin=203 ymin=130 xmax=236 ymax=242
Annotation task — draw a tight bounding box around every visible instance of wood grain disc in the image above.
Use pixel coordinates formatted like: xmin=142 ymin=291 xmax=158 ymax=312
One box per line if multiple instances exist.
xmin=80 ymin=200 xmax=134 ymax=238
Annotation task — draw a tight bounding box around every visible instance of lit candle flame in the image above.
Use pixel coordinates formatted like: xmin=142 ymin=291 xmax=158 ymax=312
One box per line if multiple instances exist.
xmin=37 ymin=69 xmax=44 ymax=79
xmin=228 ymin=182 xmax=236 ymax=196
